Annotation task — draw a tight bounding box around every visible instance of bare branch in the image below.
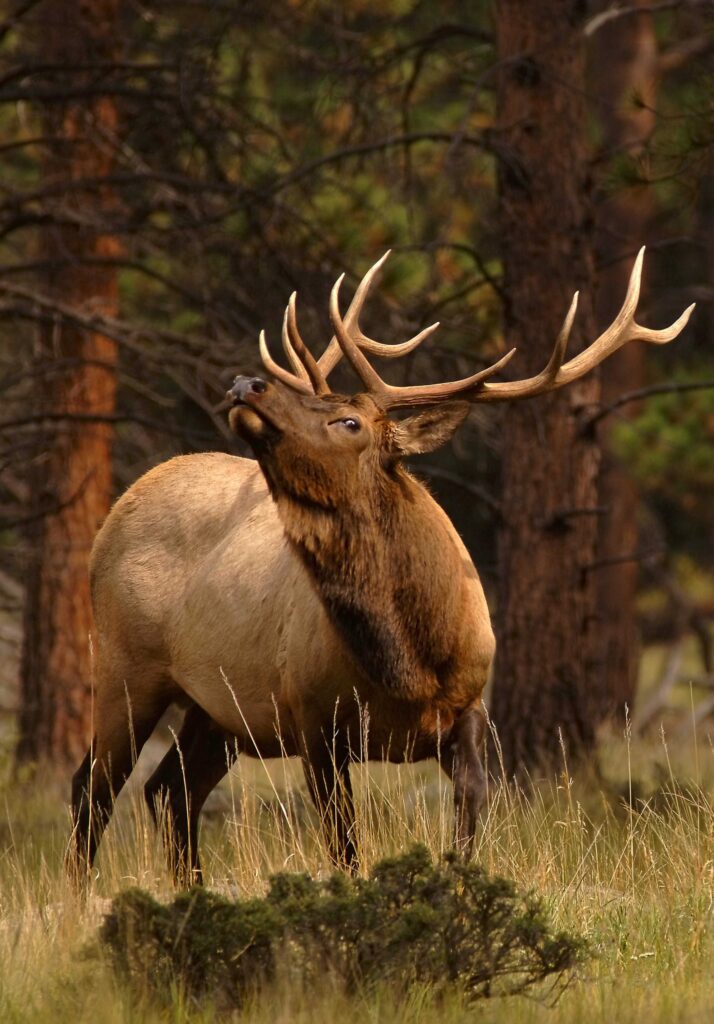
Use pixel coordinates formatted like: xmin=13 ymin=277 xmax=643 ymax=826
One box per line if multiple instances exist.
xmin=584 ymin=1 xmax=711 ymax=38
xmin=0 ymin=0 xmax=42 ymax=44
xmin=658 ymin=33 xmax=714 ymax=74
xmin=587 ymin=379 xmax=714 ymax=429
xmin=0 ymin=282 xmax=219 ymax=367
xmin=0 ymin=411 xmax=218 ymax=446
xmin=634 ymin=640 xmax=683 ymax=734
xmin=268 ymin=131 xmax=492 ymax=197
xmin=417 ymin=464 xmax=501 ymax=514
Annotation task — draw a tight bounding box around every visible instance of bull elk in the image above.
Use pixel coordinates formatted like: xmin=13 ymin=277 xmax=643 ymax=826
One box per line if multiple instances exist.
xmin=69 ymin=250 xmax=692 ymax=884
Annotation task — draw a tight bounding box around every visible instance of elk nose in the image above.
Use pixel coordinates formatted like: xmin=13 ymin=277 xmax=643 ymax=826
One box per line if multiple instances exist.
xmin=227 ymin=376 xmax=268 ymax=403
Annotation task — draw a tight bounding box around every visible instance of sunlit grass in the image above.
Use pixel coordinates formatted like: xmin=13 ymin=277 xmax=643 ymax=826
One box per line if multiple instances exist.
xmin=0 ymin=718 xmax=713 ymax=1022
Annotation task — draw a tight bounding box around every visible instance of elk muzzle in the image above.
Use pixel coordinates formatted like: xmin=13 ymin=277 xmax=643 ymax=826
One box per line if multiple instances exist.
xmin=227 ymin=376 xmax=268 ymax=405
xmin=227 ymin=375 xmax=285 ymax=443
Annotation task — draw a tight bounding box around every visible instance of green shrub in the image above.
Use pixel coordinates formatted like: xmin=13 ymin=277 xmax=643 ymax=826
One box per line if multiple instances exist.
xmin=99 ymin=846 xmax=587 ymax=1009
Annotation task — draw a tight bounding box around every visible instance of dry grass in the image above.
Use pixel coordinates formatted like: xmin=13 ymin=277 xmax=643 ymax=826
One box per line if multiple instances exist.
xmin=0 ymin=717 xmax=713 ymax=1022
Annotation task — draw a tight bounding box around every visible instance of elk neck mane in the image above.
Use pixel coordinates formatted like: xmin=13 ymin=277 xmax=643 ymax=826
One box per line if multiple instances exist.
xmin=272 ymin=462 xmax=468 ymax=701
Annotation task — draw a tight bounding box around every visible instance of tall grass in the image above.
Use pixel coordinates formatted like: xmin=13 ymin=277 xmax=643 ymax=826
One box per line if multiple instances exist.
xmin=0 ymin=721 xmax=713 ymax=1022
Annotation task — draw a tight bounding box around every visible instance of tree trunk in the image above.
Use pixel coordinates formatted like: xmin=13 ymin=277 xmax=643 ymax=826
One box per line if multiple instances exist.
xmin=490 ymin=2 xmax=603 ymax=777
xmin=593 ymin=0 xmax=657 ymax=723
xmin=16 ymin=0 xmax=121 ymax=769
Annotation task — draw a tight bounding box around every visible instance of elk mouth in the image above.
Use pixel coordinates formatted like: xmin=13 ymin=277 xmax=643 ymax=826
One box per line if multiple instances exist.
xmin=227 ymin=376 xmax=283 ymax=441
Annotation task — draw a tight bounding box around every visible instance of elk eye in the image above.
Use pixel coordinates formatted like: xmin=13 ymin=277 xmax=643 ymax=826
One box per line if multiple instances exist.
xmin=327 ymin=415 xmax=362 ymax=432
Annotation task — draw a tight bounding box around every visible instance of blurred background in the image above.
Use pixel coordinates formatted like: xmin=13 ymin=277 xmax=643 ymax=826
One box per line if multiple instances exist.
xmin=0 ymin=0 xmax=712 ymax=779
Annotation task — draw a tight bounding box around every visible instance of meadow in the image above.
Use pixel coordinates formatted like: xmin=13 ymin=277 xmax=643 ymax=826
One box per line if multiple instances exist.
xmin=0 ymin=694 xmax=713 ymax=1024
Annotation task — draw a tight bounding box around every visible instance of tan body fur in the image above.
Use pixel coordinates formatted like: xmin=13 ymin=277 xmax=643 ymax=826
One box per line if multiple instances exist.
xmin=91 ymin=451 xmax=493 ymax=768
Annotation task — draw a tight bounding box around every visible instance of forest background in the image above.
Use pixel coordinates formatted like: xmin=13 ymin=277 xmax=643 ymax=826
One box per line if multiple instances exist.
xmin=0 ymin=0 xmax=713 ymax=781
xmin=1 ymin=2 xmax=714 ymax=1021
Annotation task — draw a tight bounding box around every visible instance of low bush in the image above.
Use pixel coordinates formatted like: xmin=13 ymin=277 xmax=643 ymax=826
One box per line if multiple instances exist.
xmin=99 ymin=845 xmax=587 ymax=1009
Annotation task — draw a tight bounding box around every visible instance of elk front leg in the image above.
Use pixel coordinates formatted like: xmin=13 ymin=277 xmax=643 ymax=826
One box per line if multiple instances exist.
xmin=302 ymin=731 xmax=358 ymax=872
xmin=443 ymin=705 xmax=487 ymax=856
xmin=144 ymin=703 xmax=237 ymax=887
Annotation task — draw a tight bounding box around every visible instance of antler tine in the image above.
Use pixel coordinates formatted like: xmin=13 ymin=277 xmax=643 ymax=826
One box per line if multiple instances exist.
xmin=317 ymin=252 xmax=389 ymax=376
xmin=274 ymin=252 xmax=437 ymax=392
xmin=463 ymin=292 xmax=578 ymax=403
xmin=260 ymin=292 xmax=330 ymax=396
xmin=329 ymin=274 xmax=390 ymax=400
xmin=281 ymin=301 xmax=310 ymax=383
xmin=590 ymin=246 xmax=695 ymax=347
xmin=259 ymin=329 xmax=312 ymax=395
xmin=318 ymin=251 xmax=438 ymax=377
xmin=550 ymin=246 xmax=644 ymax=384
xmin=286 ymin=293 xmax=331 ymax=395
xmin=540 ymin=291 xmax=579 ymax=382
xmin=330 ymin=272 xmax=518 ymax=409
xmin=473 ymin=247 xmax=695 ymax=403
xmin=632 ymin=302 xmax=696 ymax=344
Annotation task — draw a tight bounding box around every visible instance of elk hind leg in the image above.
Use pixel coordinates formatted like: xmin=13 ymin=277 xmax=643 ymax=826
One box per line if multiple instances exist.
xmin=69 ymin=678 xmax=171 ymax=886
xmin=144 ymin=703 xmax=237 ymax=887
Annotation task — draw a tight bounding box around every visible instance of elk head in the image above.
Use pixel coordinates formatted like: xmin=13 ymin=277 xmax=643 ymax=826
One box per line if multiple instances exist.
xmin=228 ymin=249 xmax=693 ymax=512
xmin=228 ymin=253 xmax=472 ymax=510
xmin=228 ymin=379 xmax=472 ymax=510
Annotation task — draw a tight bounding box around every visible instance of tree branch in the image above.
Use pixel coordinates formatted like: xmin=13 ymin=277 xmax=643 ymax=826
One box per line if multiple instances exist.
xmin=268 ymin=131 xmax=492 ymax=197
xmin=417 ymin=464 xmax=501 ymax=513
xmin=584 ymin=1 xmax=711 ymax=38
xmin=0 ymin=0 xmax=42 ymax=44
xmin=586 ymin=380 xmax=714 ymax=430
xmin=0 ymin=410 xmax=219 ymax=445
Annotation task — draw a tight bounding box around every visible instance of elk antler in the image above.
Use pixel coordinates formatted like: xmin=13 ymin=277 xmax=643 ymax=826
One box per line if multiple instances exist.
xmin=472 ymin=248 xmax=695 ymax=404
xmin=328 ymin=247 xmax=695 ymax=409
xmin=329 ymin=274 xmax=516 ymax=409
xmin=259 ymin=252 xmax=438 ymax=394
xmin=311 ymin=251 xmax=439 ymax=377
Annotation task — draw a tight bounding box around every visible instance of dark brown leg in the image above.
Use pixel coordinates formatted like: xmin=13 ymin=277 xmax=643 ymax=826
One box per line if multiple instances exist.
xmin=69 ymin=692 xmax=171 ymax=886
xmin=69 ymin=742 xmax=97 ymax=882
xmin=302 ymin=730 xmax=358 ymax=872
xmin=442 ymin=705 xmax=487 ymax=857
xmin=144 ymin=703 xmax=237 ymax=886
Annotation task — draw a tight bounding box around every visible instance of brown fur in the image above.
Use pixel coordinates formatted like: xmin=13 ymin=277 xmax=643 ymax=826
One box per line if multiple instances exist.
xmin=69 ymin=381 xmax=494 ymax=882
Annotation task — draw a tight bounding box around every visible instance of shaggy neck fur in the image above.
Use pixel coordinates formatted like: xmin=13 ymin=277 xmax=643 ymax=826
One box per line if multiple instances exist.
xmin=273 ymin=466 xmax=466 ymax=701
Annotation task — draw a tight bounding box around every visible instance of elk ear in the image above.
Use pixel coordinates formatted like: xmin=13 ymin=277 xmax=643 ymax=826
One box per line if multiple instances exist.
xmin=390 ymin=401 xmax=470 ymax=457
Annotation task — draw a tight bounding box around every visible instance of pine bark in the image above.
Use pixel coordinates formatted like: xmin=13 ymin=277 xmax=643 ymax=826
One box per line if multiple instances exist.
xmin=593 ymin=1 xmax=657 ymax=722
xmin=490 ymin=2 xmax=603 ymax=776
xmin=16 ymin=0 xmax=121 ymax=769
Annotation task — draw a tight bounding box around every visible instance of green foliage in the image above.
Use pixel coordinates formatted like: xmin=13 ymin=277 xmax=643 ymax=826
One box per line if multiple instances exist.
xmin=99 ymin=846 xmax=587 ymax=1010
xmin=612 ymin=380 xmax=714 ymax=552
xmin=2 ymin=0 xmax=712 ymax=568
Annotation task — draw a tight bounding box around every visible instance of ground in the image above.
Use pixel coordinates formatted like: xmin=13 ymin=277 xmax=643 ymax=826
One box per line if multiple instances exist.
xmin=0 ymin=676 xmax=713 ymax=1023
